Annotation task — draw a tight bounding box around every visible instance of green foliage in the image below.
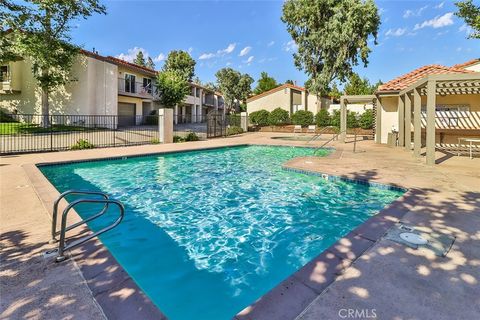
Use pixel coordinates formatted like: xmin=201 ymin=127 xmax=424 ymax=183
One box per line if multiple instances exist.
xmin=249 ymin=110 xmax=270 ymax=126
xmin=0 ymin=111 xmax=17 ymax=123
xmin=70 ymin=139 xmax=94 ymax=150
xmin=239 ymin=103 xmax=247 ymax=112
xmin=358 ymin=109 xmax=374 ymax=129
xmin=291 ymin=110 xmax=314 ymax=127
xmin=455 ymin=0 xmax=480 ymax=38
xmin=281 ymin=0 xmax=380 ymax=94
xmin=344 ymin=73 xmax=378 ymax=95
xmin=185 ymin=132 xmax=199 ymax=141
xmin=162 ymin=50 xmax=196 ymax=81
xmin=227 ymin=126 xmax=244 ymax=136
xmin=205 ymin=82 xmax=219 ymax=92
xmin=134 ymin=51 xmax=146 ymax=67
xmin=146 ymin=57 xmax=155 ymax=69
xmin=268 ymin=108 xmax=290 ymax=126
xmin=228 ymin=114 xmax=241 ymax=127
xmin=347 ymin=111 xmax=358 ymax=128
xmin=173 ymin=135 xmax=184 ymax=143
xmin=215 ymin=68 xmax=254 ymax=113
xmin=151 ymin=138 xmax=160 ymax=144
xmin=253 ymin=72 xmax=278 ymax=95
xmin=328 ymin=83 xmax=342 ymax=100
xmin=156 ymin=70 xmax=190 ymax=108
xmin=315 ymin=109 xmax=331 ymax=127
xmin=285 ymin=79 xmax=295 ymax=85
xmin=331 ymin=110 xmax=341 ymax=127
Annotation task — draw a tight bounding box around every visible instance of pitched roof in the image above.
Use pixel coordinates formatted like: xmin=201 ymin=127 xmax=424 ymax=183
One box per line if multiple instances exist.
xmin=377 ymin=64 xmax=473 ymax=92
xmin=105 ymin=55 xmax=157 ymax=77
xmin=453 ymin=58 xmax=480 ymax=69
xmin=247 ymin=83 xmax=306 ymax=103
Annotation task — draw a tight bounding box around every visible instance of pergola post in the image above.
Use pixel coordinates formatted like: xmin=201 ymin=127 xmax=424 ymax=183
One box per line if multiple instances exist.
xmin=398 ymin=95 xmax=405 ymax=147
xmin=404 ymin=93 xmax=412 ymax=151
xmin=413 ymin=88 xmax=421 ymax=157
xmin=426 ymin=80 xmax=436 ymax=165
xmin=340 ymin=97 xmax=347 ymax=143
xmin=375 ymin=97 xmax=382 ymax=144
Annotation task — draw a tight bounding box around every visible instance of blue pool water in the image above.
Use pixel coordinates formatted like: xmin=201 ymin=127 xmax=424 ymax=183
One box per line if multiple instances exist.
xmin=40 ymin=145 xmax=403 ymax=319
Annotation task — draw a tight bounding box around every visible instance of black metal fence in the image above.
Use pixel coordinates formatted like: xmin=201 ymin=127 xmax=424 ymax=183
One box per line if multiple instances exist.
xmin=0 ymin=114 xmax=163 ymax=154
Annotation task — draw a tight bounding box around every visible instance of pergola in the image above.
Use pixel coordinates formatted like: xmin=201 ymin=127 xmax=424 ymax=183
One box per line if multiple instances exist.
xmin=398 ymin=73 xmax=480 ymax=165
xmin=339 ymin=95 xmax=377 ymax=143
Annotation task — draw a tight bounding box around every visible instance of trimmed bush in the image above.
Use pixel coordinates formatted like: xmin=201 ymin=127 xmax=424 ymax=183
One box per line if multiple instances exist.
xmin=249 ymin=109 xmax=270 ymax=127
xmin=315 ymin=109 xmax=331 ymax=127
xmin=70 ymin=139 xmax=94 ymax=150
xmin=291 ymin=110 xmax=314 ymax=127
xmin=173 ymin=135 xmax=184 ymax=143
xmin=268 ymin=108 xmax=290 ymax=126
xmin=185 ymin=132 xmax=200 ymax=141
xmin=331 ymin=110 xmax=341 ymax=128
xmin=347 ymin=111 xmax=359 ymax=128
xmin=227 ymin=126 xmax=244 ymax=136
xmin=358 ymin=109 xmax=374 ymax=129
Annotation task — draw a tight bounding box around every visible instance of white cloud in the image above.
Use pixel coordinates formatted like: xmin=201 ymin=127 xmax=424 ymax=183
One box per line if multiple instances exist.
xmin=153 ymin=53 xmax=165 ymax=63
xmin=403 ymin=5 xmax=428 ymax=18
xmin=239 ymin=46 xmax=252 ymax=57
xmin=459 ymin=23 xmax=474 ymax=36
xmin=434 ymin=2 xmax=444 ymax=9
xmin=198 ymin=43 xmax=236 ymax=60
xmin=245 ymin=56 xmax=254 ymax=65
xmin=414 ymin=12 xmax=454 ymax=30
xmin=283 ymin=40 xmax=298 ymax=52
xmin=267 ymin=41 xmax=275 ymax=47
xmin=385 ymin=28 xmax=407 ymax=37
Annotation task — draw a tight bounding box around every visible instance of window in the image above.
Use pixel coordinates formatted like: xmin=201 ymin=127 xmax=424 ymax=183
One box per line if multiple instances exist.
xmin=125 ymin=74 xmax=136 ymax=93
xmin=143 ymin=78 xmax=152 ymax=94
xmin=0 ymin=65 xmax=9 ymax=82
xmin=196 ymin=88 xmax=200 ymax=97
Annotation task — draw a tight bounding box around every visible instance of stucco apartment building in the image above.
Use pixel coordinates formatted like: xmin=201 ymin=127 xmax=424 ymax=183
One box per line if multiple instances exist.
xmin=374 ymin=59 xmax=480 ymax=145
xmin=246 ymin=83 xmax=331 ymax=115
xmin=0 ymin=50 xmax=224 ymax=126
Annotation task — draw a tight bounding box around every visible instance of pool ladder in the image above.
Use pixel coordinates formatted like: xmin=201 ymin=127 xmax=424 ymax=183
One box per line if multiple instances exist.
xmin=47 ymin=190 xmax=125 ymax=262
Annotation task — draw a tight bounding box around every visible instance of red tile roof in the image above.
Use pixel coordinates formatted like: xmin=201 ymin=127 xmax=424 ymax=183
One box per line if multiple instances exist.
xmin=453 ymin=58 xmax=480 ymax=69
xmin=247 ymin=83 xmax=305 ymax=103
xmin=377 ymin=64 xmax=473 ymax=92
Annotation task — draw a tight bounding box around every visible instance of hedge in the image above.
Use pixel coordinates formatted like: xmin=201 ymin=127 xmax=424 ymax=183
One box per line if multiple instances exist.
xmin=268 ymin=108 xmax=290 ymax=126
xmin=291 ymin=110 xmax=314 ymax=127
xmin=249 ymin=109 xmax=270 ymax=126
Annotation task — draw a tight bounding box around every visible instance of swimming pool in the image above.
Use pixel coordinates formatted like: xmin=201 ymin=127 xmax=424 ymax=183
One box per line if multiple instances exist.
xmin=40 ymin=145 xmax=404 ymax=319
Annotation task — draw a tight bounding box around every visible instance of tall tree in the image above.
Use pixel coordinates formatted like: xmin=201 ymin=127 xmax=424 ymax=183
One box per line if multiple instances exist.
xmin=455 ymin=0 xmax=480 ymax=39
xmin=215 ymin=68 xmax=253 ymax=113
xmin=162 ymin=50 xmax=196 ymax=81
xmin=134 ymin=51 xmax=146 ymax=66
xmin=343 ymin=73 xmax=377 ymax=95
xmin=1 ymin=0 xmax=106 ymax=126
xmin=281 ymin=0 xmax=380 ymax=94
xmin=253 ymin=72 xmax=278 ymax=95
xmin=156 ymin=70 xmax=190 ymax=108
xmin=328 ymin=83 xmax=342 ymax=100
xmin=285 ymin=79 xmax=295 ymax=85
xmin=146 ymin=56 xmax=155 ymax=69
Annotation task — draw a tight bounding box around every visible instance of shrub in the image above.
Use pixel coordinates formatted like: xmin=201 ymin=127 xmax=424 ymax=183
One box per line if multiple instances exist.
xmin=268 ymin=108 xmax=290 ymax=126
xmin=227 ymin=126 xmax=244 ymax=136
xmin=151 ymin=138 xmax=160 ymax=144
xmin=347 ymin=111 xmax=359 ymax=128
xmin=173 ymin=135 xmax=184 ymax=143
xmin=185 ymin=132 xmax=199 ymax=141
xmin=291 ymin=110 xmax=314 ymax=127
xmin=331 ymin=110 xmax=341 ymax=127
xmin=358 ymin=109 xmax=374 ymax=129
xmin=0 ymin=110 xmax=17 ymax=123
xmin=315 ymin=109 xmax=331 ymax=127
xmin=228 ymin=114 xmax=241 ymax=127
xmin=249 ymin=109 xmax=270 ymax=127
xmin=70 ymin=139 xmax=94 ymax=150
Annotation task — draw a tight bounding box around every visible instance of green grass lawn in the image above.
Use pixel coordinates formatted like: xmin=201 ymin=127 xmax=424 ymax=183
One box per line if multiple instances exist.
xmin=0 ymin=122 xmax=105 ymax=135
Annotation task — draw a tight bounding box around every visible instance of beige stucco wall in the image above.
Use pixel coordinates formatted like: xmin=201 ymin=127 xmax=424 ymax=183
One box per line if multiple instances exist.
xmin=378 ymin=96 xmax=399 ymax=144
xmin=0 ymin=55 xmax=118 ymax=116
xmin=329 ymin=103 xmax=373 ymax=114
xmin=247 ymin=87 xmax=292 ymax=114
xmin=464 ymin=62 xmax=480 ymax=72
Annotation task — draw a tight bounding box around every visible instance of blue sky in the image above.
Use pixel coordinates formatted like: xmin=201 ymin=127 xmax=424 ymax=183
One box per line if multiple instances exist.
xmin=71 ymin=0 xmax=479 ymax=87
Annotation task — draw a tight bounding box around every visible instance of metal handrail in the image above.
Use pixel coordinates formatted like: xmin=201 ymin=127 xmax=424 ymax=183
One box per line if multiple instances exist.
xmin=306 ymin=126 xmax=336 ymax=144
xmin=51 ymin=190 xmax=109 ymax=243
xmin=313 ymin=130 xmax=347 ymax=155
xmin=56 ymin=198 xmax=125 ymax=262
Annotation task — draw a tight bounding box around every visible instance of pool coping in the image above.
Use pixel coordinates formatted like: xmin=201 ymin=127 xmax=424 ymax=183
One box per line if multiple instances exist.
xmin=22 ymin=143 xmax=419 ymax=320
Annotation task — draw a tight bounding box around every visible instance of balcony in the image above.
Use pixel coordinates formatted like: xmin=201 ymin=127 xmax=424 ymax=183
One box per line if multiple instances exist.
xmin=118 ymin=78 xmax=159 ymax=100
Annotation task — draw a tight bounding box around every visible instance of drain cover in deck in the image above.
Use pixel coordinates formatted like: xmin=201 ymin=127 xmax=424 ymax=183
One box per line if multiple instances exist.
xmin=385 ymin=224 xmax=455 ymax=257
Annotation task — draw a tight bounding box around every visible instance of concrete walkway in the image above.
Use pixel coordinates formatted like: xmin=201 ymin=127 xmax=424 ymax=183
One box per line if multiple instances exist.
xmin=1 ymin=132 xmax=479 ymax=319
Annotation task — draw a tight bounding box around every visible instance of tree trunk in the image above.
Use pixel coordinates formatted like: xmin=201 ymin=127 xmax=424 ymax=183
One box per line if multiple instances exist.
xmin=41 ymin=88 xmax=50 ymax=127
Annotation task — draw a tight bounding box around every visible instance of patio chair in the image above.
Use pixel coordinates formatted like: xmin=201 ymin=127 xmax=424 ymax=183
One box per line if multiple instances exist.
xmin=293 ymin=125 xmax=302 ymax=133
xmin=307 ymin=125 xmax=316 ymax=134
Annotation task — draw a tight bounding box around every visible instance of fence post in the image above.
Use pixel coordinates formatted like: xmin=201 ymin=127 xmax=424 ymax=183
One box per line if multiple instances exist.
xmin=50 ymin=114 xmax=53 ymax=151
xmin=240 ymin=112 xmax=248 ymax=132
xmin=158 ymin=108 xmax=173 ymax=143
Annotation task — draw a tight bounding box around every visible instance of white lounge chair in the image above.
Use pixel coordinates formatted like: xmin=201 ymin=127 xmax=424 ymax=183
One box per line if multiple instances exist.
xmin=293 ymin=125 xmax=302 ymax=133
xmin=307 ymin=125 xmax=316 ymax=134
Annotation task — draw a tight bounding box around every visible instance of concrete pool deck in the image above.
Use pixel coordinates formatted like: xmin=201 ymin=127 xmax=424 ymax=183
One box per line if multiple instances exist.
xmin=1 ymin=132 xmax=479 ymax=319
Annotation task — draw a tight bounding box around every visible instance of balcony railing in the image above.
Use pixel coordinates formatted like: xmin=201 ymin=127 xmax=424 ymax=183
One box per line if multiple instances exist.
xmin=118 ymin=78 xmax=159 ymax=99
